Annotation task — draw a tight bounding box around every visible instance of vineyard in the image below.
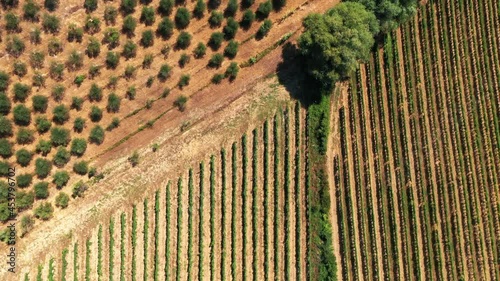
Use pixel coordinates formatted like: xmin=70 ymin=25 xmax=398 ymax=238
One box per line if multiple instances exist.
xmin=24 ymin=102 xmax=316 ymax=280
xmin=332 ymin=0 xmax=500 ymax=280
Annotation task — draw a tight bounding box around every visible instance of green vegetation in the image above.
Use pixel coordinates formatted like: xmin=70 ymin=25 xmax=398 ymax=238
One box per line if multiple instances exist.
xmin=157 ymin=17 xmax=174 ymax=39
xmin=16 ymin=149 xmax=32 ymax=167
xmin=193 ymin=42 xmax=207 ymax=58
xmin=52 ymin=104 xmax=70 ymax=124
xmin=241 ymin=10 xmax=255 ymax=29
xmin=175 ymin=7 xmax=191 ymax=29
xmin=35 ymin=116 xmax=51 ymax=134
xmin=257 ymin=19 xmax=272 ymax=39
xmin=32 ymin=95 xmax=48 ymax=113
xmin=89 ymin=125 xmax=105 ymax=144
xmin=257 ymin=0 xmax=273 ymax=19
xmin=34 ymin=202 xmax=53 ymax=220
xmin=16 ymin=128 xmax=35 ymax=144
xmin=223 ymin=17 xmax=239 ymax=39
xmin=208 ymin=53 xmax=224 ymax=68
xmin=176 ymin=32 xmax=192 ymax=49
xmin=50 ymin=127 xmax=70 ymax=147
xmin=53 ymin=170 xmax=70 ymax=189
xmin=35 ymin=158 xmax=52 ymax=178
xmin=225 ymin=62 xmax=239 ymax=80
xmin=209 ymin=10 xmax=223 ymax=28
xmin=55 ymin=192 xmax=69 ymax=208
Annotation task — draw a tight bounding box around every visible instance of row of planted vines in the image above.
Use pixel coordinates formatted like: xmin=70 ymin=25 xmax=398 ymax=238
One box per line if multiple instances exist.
xmin=333 ymin=0 xmax=500 ymax=280
xmin=24 ymin=102 xmax=314 ymax=280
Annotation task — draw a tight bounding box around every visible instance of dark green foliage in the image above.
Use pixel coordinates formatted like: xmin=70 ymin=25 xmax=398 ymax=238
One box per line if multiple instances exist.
xmin=208 ymin=0 xmax=221 ymax=9
xmin=0 ymin=117 xmax=12 ymax=137
xmin=32 ymin=95 xmax=48 ymax=113
xmin=13 ymin=104 xmax=31 ymax=126
xmin=17 ymin=174 xmax=33 ymax=188
xmin=141 ymin=30 xmax=155 ymax=47
xmin=73 ymin=161 xmax=88 ymax=175
xmin=241 ymin=9 xmax=255 ymax=29
xmin=158 ymin=0 xmax=174 ymax=16
xmin=298 ymin=2 xmax=378 ymax=91
xmin=85 ymin=16 xmax=101 ymax=34
xmin=13 ymin=61 xmax=27 ymax=77
xmin=156 ymin=17 xmax=174 ymax=39
xmin=211 ymin=73 xmax=224 ymax=84
xmin=16 ymin=128 xmax=34 ymax=144
xmin=52 ymin=104 xmax=69 ymax=124
xmin=173 ymin=95 xmax=187 ymax=111
xmin=70 ymin=138 xmax=87 ymax=157
xmin=193 ymin=42 xmax=207 ymax=58
xmin=89 ymin=106 xmax=103 ymax=122
xmin=0 ymin=203 xmax=10 ymax=222
xmin=106 ymin=117 xmax=120 ymax=131
xmin=71 ymin=180 xmax=88 ymax=198
xmin=36 ymin=139 xmax=51 ymax=156
xmin=34 ymin=181 xmax=49 ymax=199
xmin=0 ymin=139 xmax=12 ymax=158
xmin=208 ymin=10 xmax=223 ymax=28
xmin=178 ymin=53 xmax=190 ymax=68
xmin=42 ymin=13 xmax=60 ymax=34
xmin=208 ymin=53 xmax=223 ymax=68
xmin=71 ymin=97 xmax=84 ymax=111
xmin=0 ymin=94 xmax=10 ymax=116
xmin=23 ymin=0 xmax=40 ymax=21
xmin=193 ymin=0 xmax=206 ymax=18
xmin=16 ymin=149 xmax=32 ymax=167
xmin=49 ymin=61 xmax=64 ymax=80
xmin=89 ymin=126 xmax=104 ymax=144
xmin=272 ymin=0 xmax=286 ymax=10
xmin=106 ymin=51 xmax=120 ymax=69
xmin=257 ymin=0 xmax=272 ymax=19
xmin=177 ymin=75 xmax=190 ymax=89
xmin=34 ymin=202 xmax=53 ymax=220
xmin=122 ymin=40 xmax=137 ymax=59
xmin=241 ymin=0 xmax=254 ymax=8
xmin=51 ymin=84 xmax=65 ymax=101
xmin=84 ymin=0 xmax=98 ymax=13
xmin=140 ymin=6 xmax=155 ymax=26
xmin=208 ymin=32 xmax=224 ymax=50
xmin=50 ymin=127 xmax=70 ymax=147
xmin=53 ymin=146 xmax=70 ymax=167
xmin=6 ymin=35 xmax=25 ymax=57
xmin=257 ymin=19 xmax=272 ymax=39
xmin=107 ymin=93 xmax=121 ymax=113
xmin=125 ymin=86 xmax=136 ymax=100
xmin=0 ymin=162 xmax=9 ymax=177
xmin=13 ymin=83 xmax=31 ymax=102
xmin=120 ymin=0 xmax=136 ymax=14
xmin=67 ymin=24 xmax=84 ymax=43
xmin=158 ymin=64 xmax=172 ymax=81
xmin=44 ymin=0 xmax=59 ymax=11
xmin=175 ymin=8 xmax=191 ymax=29
xmin=223 ymin=17 xmax=239 ymax=39
xmin=55 ymin=192 xmax=69 ymax=208
xmin=104 ymin=6 xmax=118 ymax=25
xmin=0 ymin=72 xmax=9 ymax=92
xmin=225 ymin=62 xmax=239 ymax=80
xmin=73 ymin=117 xmax=85 ymax=133
xmin=52 ymin=170 xmax=69 ymax=189
xmin=5 ymin=12 xmax=20 ymax=32
xmin=349 ymin=0 xmax=417 ymax=32
xmin=88 ymin=83 xmax=103 ymax=102
xmin=66 ymin=50 xmax=83 ymax=71
xmin=86 ymin=37 xmax=101 ymax=58
xmin=17 ymin=193 xmax=34 ymax=212
xmin=35 ymin=158 xmax=52 ymax=178
xmin=102 ymin=28 xmax=120 ymax=50
xmin=146 ymin=76 xmax=154 ymax=87
xmin=122 ymin=15 xmax=137 ymax=36
xmin=35 ymin=116 xmax=51 ymax=134
xmin=74 ymin=75 xmax=86 ymax=87
xmin=224 ymin=40 xmax=239 ymax=58
xmin=224 ymin=0 xmax=237 ymax=17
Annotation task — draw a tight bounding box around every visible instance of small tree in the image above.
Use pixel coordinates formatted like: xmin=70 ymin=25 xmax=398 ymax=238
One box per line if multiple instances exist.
xmin=0 ymin=117 xmax=11 ymax=138
xmin=89 ymin=126 xmax=105 ymax=144
xmin=30 ymin=27 xmax=42 ymax=44
xmin=30 ymin=51 xmax=45 ymax=69
xmin=157 ymin=64 xmax=172 ymax=81
xmin=272 ymin=0 xmax=286 ymax=10
xmin=241 ymin=9 xmax=255 ymax=29
xmin=178 ymin=53 xmax=190 ymax=68
xmin=124 ymin=65 xmax=136 ymax=80
xmin=89 ymin=106 xmax=103 ymax=122
xmin=16 ymin=128 xmax=34 ymax=144
xmin=44 ymin=0 xmax=59 ymax=11
xmin=86 ymin=37 xmax=101 ymax=58
xmin=193 ymin=42 xmax=207 ymax=58
xmin=257 ymin=0 xmax=272 ymax=19
xmin=72 ymin=180 xmax=88 ymax=198
xmin=52 ymin=171 xmax=69 ymax=189
xmin=16 ymin=149 xmax=32 ymax=167
xmin=48 ymin=38 xmax=63 ymax=56
xmin=208 ymin=32 xmax=224 ymax=50
xmin=178 ymin=74 xmax=190 ymax=89
xmin=36 ymin=139 xmax=52 ymax=156
xmin=13 ymin=83 xmax=31 ymax=102
xmin=107 ymin=117 xmax=120 ymax=131
xmin=34 ymin=202 xmax=53 ymax=220
xmin=223 ymin=17 xmax=239 ymax=39
xmin=35 ymin=115 xmax=51 ymax=133
xmin=107 ymin=93 xmax=121 ymax=113
xmin=73 ymin=117 xmax=86 ymax=132
xmin=142 ymin=54 xmax=153 ymax=69
xmin=157 ymin=17 xmax=174 ymax=39
xmin=52 ymin=146 xmax=70 ymax=167
xmin=52 ymin=104 xmax=70 ymax=124
xmin=211 ymin=73 xmax=224 ymax=84
xmin=23 ymin=0 xmax=40 ymax=21
xmin=208 ymin=53 xmax=224 ymax=68
xmin=241 ymin=0 xmax=254 ymax=8
xmin=0 ymin=94 xmax=10 ymax=116
xmin=125 ymin=86 xmax=136 ymax=100
xmin=35 ymin=158 xmax=52 ymax=179
xmin=13 ymin=104 xmax=31 ymax=126
xmin=70 ymin=138 xmax=87 ymax=156
xmin=120 ymin=0 xmax=136 ymax=14
xmin=88 ymin=83 xmax=103 ymax=102
xmin=88 ymin=64 xmax=101 ymax=79
xmin=84 ymin=0 xmax=98 ymax=13
xmin=128 ymin=151 xmax=139 ymax=166
xmin=104 ymin=6 xmax=118 ymax=25
xmin=224 ymin=40 xmax=239 ymax=58
xmin=106 ymin=52 xmax=120 ymax=69
xmin=122 ymin=40 xmax=137 ymax=59
xmin=32 ymin=72 xmax=45 ymax=87
xmin=17 ymin=196 xmax=34 ymax=214
xmin=67 ymin=24 xmax=83 ymax=43
xmin=55 ymin=192 xmax=69 ymax=208
xmin=49 ymin=61 xmax=64 ymax=80
xmin=158 ymin=0 xmax=174 ymax=15
xmin=71 ymin=97 xmax=84 ymax=111
xmin=51 ymin=84 xmax=65 ymax=101
xmin=208 ymin=10 xmax=223 ymax=28
xmin=176 ymin=32 xmax=192 ymax=49
xmin=0 ymin=139 xmax=12 ymax=158
xmin=0 ymin=71 xmax=9 ymax=92
xmin=6 ymin=36 xmax=25 ymax=57
xmin=141 ymin=30 xmax=155 ymax=47
xmin=122 ymin=15 xmax=136 ymax=37
xmin=193 ymin=0 xmax=206 ymax=18
xmin=174 ymin=95 xmax=188 ymax=111
xmin=140 ymin=6 xmax=155 ymax=25
xmin=225 ymin=62 xmax=239 ymax=80
xmin=102 ymin=28 xmax=120 ymax=49
xmin=73 ymin=161 xmax=88 ymax=175
xmin=66 ymin=50 xmax=83 ymax=71
xmin=257 ymin=19 xmax=272 ymax=38
xmin=175 ymin=7 xmax=191 ymax=29
xmin=208 ymin=0 xmax=221 ymax=9
xmin=146 ymin=76 xmax=155 ymax=87
xmin=35 ymin=182 xmax=50 ymax=198
xmin=84 ymin=16 xmax=101 ymax=34
xmin=5 ymin=12 xmax=20 ymax=32
xmin=50 ymin=127 xmax=70 ymax=146
xmin=17 ymin=174 xmax=33 ymax=188
xmin=107 ymin=76 xmax=119 ymax=89
xmin=224 ymin=0 xmax=237 ymax=17
xmin=42 ymin=13 xmax=60 ymax=34
xmin=13 ymin=61 xmax=27 ymax=77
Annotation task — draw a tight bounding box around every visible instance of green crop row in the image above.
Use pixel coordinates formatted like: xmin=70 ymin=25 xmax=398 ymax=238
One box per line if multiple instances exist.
xmin=109 ymin=218 xmax=115 ymax=281
xmin=62 ymin=248 xmax=69 ymax=281
xmin=251 ymin=129 xmax=258 ymax=281
xmin=74 ymin=243 xmax=79 ymax=281
xmin=154 ymin=191 xmax=160 ymax=281
xmin=241 ymin=135 xmax=248 ymax=281
xmin=85 ymin=238 xmax=91 ymax=281
xmin=199 ymin=162 xmax=205 ymax=280
xmin=231 ymin=142 xmax=237 ymax=281
xmin=175 ymin=178 xmax=183 ymax=281
xmin=48 ymin=258 xmax=55 ymax=281
xmin=187 ymin=169 xmax=194 ymax=281
xmin=209 ymin=156 xmax=216 ymax=281
xmin=143 ymin=199 xmax=149 ymax=281
xmin=132 ymin=206 xmax=138 ymax=281
xmin=98 ymin=225 xmax=103 ymax=281
xmin=120 ymin=213 xmax=126 ymax=281
xmin=284 ymin=109 xmax=291 ymax=281
xmin=220 ymin=149 xmax=227 ymax=281
xmin=294 ymin=102 xmax=302 ymax=281
xmin=263 ymin=120 xmax=270 ymax=280
xmin=165 ymin=182 xmax=172 ymax=281
xmin=273 ymin=114 xmax=280 ymax=279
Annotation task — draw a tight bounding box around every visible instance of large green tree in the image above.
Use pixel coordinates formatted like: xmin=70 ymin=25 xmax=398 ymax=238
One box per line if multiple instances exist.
xmin=351 ymin=0 xmax=418 ymax=32
xmin=298 ymin=2 xmax=379 ymax=91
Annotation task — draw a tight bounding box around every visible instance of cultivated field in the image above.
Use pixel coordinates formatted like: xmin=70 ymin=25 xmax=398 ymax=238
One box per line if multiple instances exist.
xmin=331 ymin=0 xmax=500 ymax=280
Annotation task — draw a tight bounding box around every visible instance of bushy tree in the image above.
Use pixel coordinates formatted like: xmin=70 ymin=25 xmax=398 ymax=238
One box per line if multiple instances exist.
xmin=124 ymin=65 xmax=136 ymax=80
xmin=35 ymin=181 xmax=49 ymax=199
xmin=55 ymin=192 xmax=69 ymax=208
xmin=52 ymin=104 xmax=69 ymax=124
xmin=257 ymin=19 xmax=272 ymax=38
xmin=193 ymin=42 xmax=207 ymax=58
xmin=89 ymin=125 xmax=105 ymax=144
xmin=36 ymin=139 xmax=52 ymax=156
xmin=223 ymin=17 xmax=239 ymax=39
xmin=72 ymin=180 xmax=88 ymax=198
xmin=88 ymin=64 xmax=101 ymax=79
xmin=17 ymin=174 xmax=33 ymax=188
xmin=35 ymin=158 xmax=52 ymax=179
xmin=84 ymin=0 xmax=98 ymax=13
xmin=176 ymin=32 xmax=192 ymax=49
xmin=44 ymin=0 xmax=59 ymax=11
xmin=6 ymin=35 xmax=25 ymax=57
xmin=67 ymin=24 xmax=84 ymax=43
xmin=107 ymin=93 xmax=121 ymax=113
xmin=70 ymin=138 xmax=87 ymax=156
xmin=17 ymin=194 xmax=34 ymax=213
xmin=86 ymin=37 xmax=101 ymax=58
xmin=49 ymin=61 xmax=64 ymax=80
xmin=272 ymin=0 xmax=286 ymax=10
xmin=73 ymin=117 xmax=86 ymax=132
xmin=193 ymin=0 xmax=206 ymax=18
xmin=0 ymin=71 xmax=9 ymax=92
xmin=42 ymin=13 xmax=60 ymax=34
xmin=32 ymin=72 xmax=46 ymax=87
xmin=140 ymin=6 xmax=155 ymax=25
xmin=175 ymin=8 xmax=191 ymax=29
xmin=66 ymin=50 xmax=83 ymax=71
xmin=208 ymin=32 xmax=224 ymax=50
xmin=103 ymin=28 xmax=120 ymax=49
xmin=31 ymin=27 xmax=43 ymax=44
xmin=141 ymin=30 xmax=154 ymax=47
xmin=174 ymin=95 xmax=188 ymax=111
xmin=30 ymin=51 xmax=45 ymax=69
xmin=71 ymin=97 xmax=84 ymax=111
xmin=106 ymin=51 xmax=120 ymax=69
xmin=13 ymin=104 xmax=31 ymax=126
xmin=89 ymin=106 xmax=103 ymax=122
xmin=349 ymin=0 xmax=417 ymax=33
xmin=0 ymin=94 xmax=10 ymax=115
xmin=51 ymin=84 xmax=65 ymax=101
xmin=208 ymin=53 xmax=224 ymax=68
xmin=88 ymin=83 xmax=103 ymax=102
xmin=224 ymin=40 xmax=239 ymax=58
xmin=158 ymin=0 xmax=174 ymax=16
xmin=178 ymin=74 xmax=190 ymax=89
xmin=257 ymin=0 xmax=272 ymax=19
xmin=50 ymin=127 xmax=70 ymax=146
xmin=178 ymin=53 xmax=190 ymax=68
xmin=48 ymin=38 xmax=63 ymax=56
xmin=52 ymin=146 xmax=70 ymax=167
xmin=5 ymin=12 xmax=20 ymax=32
xmin=298 ymin=2 xmax=379 ymax=91
xmin=23 ymin=0 xmax=40 ymax=21
xmin=34 ymin=202 xmax=53 ymax=220
xmin=122 ymin=40 xmax=137 ymax=59
xmin=16 ymin=128 xmax=34 ymax=144
xmin=52 ymin=171 xmax=69 ymax=189
xmin=104 ymin=6 xmax=118 ymax=25
xmin=0 ymin=139 xmax=12 ymax=158
xmin=208 ymin=10 xmax=223 ymax=27
xmin=142 ymin=54 xmax=153 ymax=69
xmin=224 ymin=0 xmax=237 ymax=17
xmin=0 ymin=162 xmax=9 ymax=177
xmin=208 ymin=0 xmax=221 ymax=9
xmin=84 ymin=16 xmax=101 ymax=34
xmin=13 ymin=83 xmax=31 ymax=102
xmin=157 ymin=17 xmax=174 ymax=39
xmin=120 ymin=0 xmax=136 ymax=14
xmin=122 ymin=15 xmax=136 ymax=36
xmin=211 ymin=73 xmax=224 ymax=84
xmin=241 ymin=0 xmax=254 ymax=8
xmin=157 ymin=64 xmax=172 ymax=81
xmin=73 ymin=161 xmax=88 ymax=175
xmin=241 ymin=9 xmax=255 ymax=29
xmin=13 ymin=61 xmax=27 ymax=77
xmin=125 ymin=86 xmax=136 ymax=100
xmin=35 ymin=115 xmax=51 ymax=133
xmin=0 ymin=117 xmax=12 ymax=138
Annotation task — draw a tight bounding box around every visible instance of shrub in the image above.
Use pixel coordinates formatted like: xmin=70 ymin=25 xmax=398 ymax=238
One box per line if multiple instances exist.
xmin=272 ymin=0 xmax=286 ymax=10
xmin=67 ymin=24 xmax=83 ymax=43
xmin=50 ymin=85 xmax=65 ymax=102
xmin=72 ymin=180 xmax=88 ymax=198
xmin=13 ymin=104 xmax=31 ymax=126
xmin=0 ymin=117 xmax=12 ymax=137
xmin=241 ymin=9 xmax=255 ymax=29
xmin=88 ymin=64 xmax=101 ymax=79
xmin=122 ymin=40 xmax=137 ymax=59
xmin=35 ymin=181 xmax=50 ymax=199
xmin=70 ymin=138 xmax=87 ymax=157
xmin=146 ymin=75 xmax=154 ymax=87
xmin=141 ymin=30 xmax=155 ymax=47
xmin=225 ymin=62 xmax=239 ymax=79
xmin=50 ymin=127 xmax=70 ymax=146
xmin=257 ymin=19 xmax=272 ymax=38
xmin=158 ymin=0 xmax=174 ymax=15
xmin=0 ymin=162 xmax=9 ymax=177
xmin=34 ymin=202 xmax=53 ymax=220
xmin=106 ymin=117 xmax=120 ymax=131
xmin=145 ymin=99 xmax=153 ymax=109
xmin=176 ymin=32 xmax=192 ymax=49
xmin=49 ymin=61 xmax=64 ymax=80
xmin=13 ymin=61 xmax=27 ymax=77
xmin=35 ymin=116 xmax=51 ymax=133
xmin=241 ymin=0 xmax=254 ymax=8
xmin=208 ymin=0 xmax=221 ymax=9
xmin=52 ymin=105 xmax=69 ymax=124
xmin=208 ymin=10 xmax=223 ymax=27
xmin=89 ymin=126 xmax=105 ymax=144
xmin=35 ymin=158 xmax=52 ymax=178
xmin=224 ymin=0 xmax=237 ymax=17
xmin=107 ymin=93 xmax=121 ymax=113
xmin=104 ymin=6 xmax=118 ymax=25
xmin=128 ymin=151 xmax=139 ymax=166
xmin=175 ymin=7 xmax=191 ymax=29
xmin=16 ymin=128 xmax=34 ymax=144
xmin=86 ymin=37 xmax=101 ymax=58
xmin=178 ymin=53 xmax=190 ymax=67
xmin=74 ymin=75 xmax=86 ymax=87
xmin=257 ymin=0 xmax=272 ymax=19
xmin=106 ymin=52 xmax=120 ymax=69
xmin=193 ymin=42 xmax=207 ymax=58
xmin=0 ymin=94 xmax=10 ymax=116
xmin=6 ymin=35 xmax=25 ymax=57
xmin=0 ymin=72 xmax=9 ymax=92
xmin=208 ymin=32 xmax=224 ymax=50
xmin=120 ymin=0 xmax=136 ymax=14
xmin=84 ymin=0 xmax=98 ymax=12
xmin=107 ymin=76 xmax=119 ymax=89
xmin=88 ymin=83 xmax=103 ymax=102
xmin=53 ymin=146 xmax=70 ymax=167
xmin=44 ymin=0 xmax=59 ymax=11
xmin=69 ymin=97 xmax=83 ymax=112
xmin=73 ymin=161 xmax=88 ymax=175
xmin=17 ymin=194 xmax=35 ymax=213
xmin=0 ymin=139 xmax=12 ymax=158
xmin=48 ymin=38 xmax=63 ymax=57
xmin=5 ymin=12 xmax=20 ymax=32
xmin=140 ymin=6 xmax=155 ymax=25
xmin=30 ymin=51 xmax=45 ymax=69
xmin=211 ymin=73 xmax=224 ymax=84
xmin=223 ymin=17 xmax=239 ymax=39
xmin=84 ymin=16 xmax=101 ymax=34
xmin=178 ymin=74 xmax=190 ymax=89
xmin=32 ymin=72 xmax=46 ymax=87
xmin=193 ymin=0 xmax=206 ymax=18
xmin=73 ymin=117 xmax=86 ymax=132
xmin=208 ymin=53 xmax=224 ymax=68
xmin=161 ymin=45 xmax=171 ymax=58
xmin=17 ymin=174 xmax=33 ymax=188
xmin=126 ymin=86 xmax=136 ymax=100
xmin=157 ymin=17 xmax=174 ymax=39
xmin=122 ymin=15 xmax=136 ymax=36
xmin=66 ymin=51 xmax=83 ymax=71
xmin=23 ymin=0 xmax=40 ymax=21
xmin=36 ymin=139 xmax=51 ymax=156
xmin=30 ymin=27 xmax=42 ymax=44
xmin=55 ymin=192 xmax=69 ymax=208
xmin=174 ymin=95 xmax=188 ymax=111
xmin=42 ymin=13 xmax=60 ymax=34
xmin=32 ymin=95 xmax=48 ymax=113
xmin=103 ymin=28 xmax=120 ymax=49
xmin=158 ymin=64 xmax=172 ymax=81
xmin=89 ymin=106 xmax=103 ymax=122
xmin=13 ymin=83 xmax=31 ymax=102
xmin=53 ymin=170 xmax=70 ymax=189
xmin=224 ymin=40 xmax=239 ymax=58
